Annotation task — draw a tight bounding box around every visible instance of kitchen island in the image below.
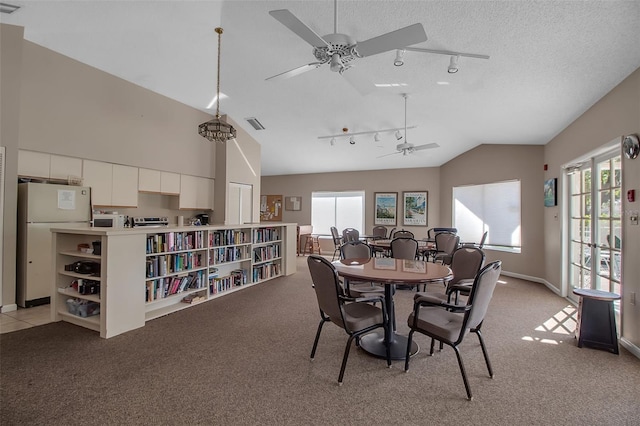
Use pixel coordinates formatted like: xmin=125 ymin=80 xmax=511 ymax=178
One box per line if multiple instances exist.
xmin=51 ymin=223 xmax=297 ymax=338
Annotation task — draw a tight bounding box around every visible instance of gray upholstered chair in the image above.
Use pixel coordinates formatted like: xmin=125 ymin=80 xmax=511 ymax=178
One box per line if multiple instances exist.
xmin=342 ymin=227 xmax=360 ymax=242
xmin=372 ymin=226 xmax=388 ymax=239
xmin=307 ymin=255 xmax=390 ymax=384
xmin=393 ymin=229 xmax=414 ymax=239
xmin=433 ymin=232 xmax=460 ymax=265
xmin=404 ymin=260 xmax=502 ymax=400
xmin=390 ymin=237 xmax=419 ymax=260
xmin=339 ymin=241 xmax=385 ymax=298
xmin=462 ymin=231 xmax=488 ymax=249
xmin=330 ymin=226 xmax=342 ymax=261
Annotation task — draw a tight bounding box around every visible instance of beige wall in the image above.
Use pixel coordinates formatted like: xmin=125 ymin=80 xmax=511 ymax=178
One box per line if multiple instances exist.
xmin=262 ymin=167 xmax=440 ymax=251
xmin=544 ymin=68 xmax=640 ymax=349
xmin=0 ymin=24 xmax=23 ymax=311
xmin=440 ymin=144 xmax=545 ymax=277
xmin=18 ymin=40 xmax=216 ymax=177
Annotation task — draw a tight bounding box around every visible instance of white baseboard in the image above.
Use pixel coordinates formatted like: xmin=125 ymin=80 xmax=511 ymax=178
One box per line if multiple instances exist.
xmin=499 ymin=270 xmax=563 ymax=296
xmin=1 ymin=303 xmax=17 ymax=313
xmin=620 ymin=338 xmax=640 ymax=359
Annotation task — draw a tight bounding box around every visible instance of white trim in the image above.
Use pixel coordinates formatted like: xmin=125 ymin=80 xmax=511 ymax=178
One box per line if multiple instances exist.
xmin=1 ymin=303 xmax=17 ymax=313
xmin=620 ymin=338 xmax=640 ymax=359
xmin=499 ymin=270 xmax=563 ymax=297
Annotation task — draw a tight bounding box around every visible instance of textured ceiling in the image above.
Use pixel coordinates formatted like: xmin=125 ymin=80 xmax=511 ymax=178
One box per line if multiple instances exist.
xmin=3 ymin=1 xmax=640 ymax=176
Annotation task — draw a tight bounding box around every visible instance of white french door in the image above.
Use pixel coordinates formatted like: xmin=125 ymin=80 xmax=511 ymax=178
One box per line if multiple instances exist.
xmin=567 ymin=151 xmax=622 ymax=302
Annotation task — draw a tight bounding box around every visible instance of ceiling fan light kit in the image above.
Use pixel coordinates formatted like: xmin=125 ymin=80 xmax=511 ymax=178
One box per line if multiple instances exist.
xmin=198 ymin=27 xmax=236 ymax=143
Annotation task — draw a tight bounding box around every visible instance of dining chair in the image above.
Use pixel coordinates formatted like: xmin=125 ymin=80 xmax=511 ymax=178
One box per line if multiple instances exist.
xmin=307 ymin=255 xmax=390 ymax=384
xmin=390 ymin=237 xmax=419 ymax=260
xmin=404 ymin=260 xmax=502 ymax=400
xmin=342 ymin=227 xmax=360 ymax=242
xmin=372 ymin=226 xmax=388 ymax=239
xmin=433 ymin=232 xmax=460 ymax=265
xmin=462 ymin=231 xmax=488 ymax=249
xmin=340 ymin=241 xmax=385 ymax=298
xmin=330 ymin=226 xmax=342 ymax=261
xmin=393 ymin=229 xmax=414 ymax=239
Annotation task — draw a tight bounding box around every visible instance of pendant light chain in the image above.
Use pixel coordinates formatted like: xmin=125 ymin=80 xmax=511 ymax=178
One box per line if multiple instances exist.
xmin=215 ymin=27 xmax=223 ymax=119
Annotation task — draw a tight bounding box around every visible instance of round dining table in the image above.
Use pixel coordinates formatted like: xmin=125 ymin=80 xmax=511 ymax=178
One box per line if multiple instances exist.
xmin=333 ymin=257 xmax=452 ymax=360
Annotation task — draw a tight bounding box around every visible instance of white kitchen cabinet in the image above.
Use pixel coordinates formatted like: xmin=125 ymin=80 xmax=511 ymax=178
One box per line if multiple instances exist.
xmin=83 ymin=160 xmax=138 ymax=207
xmin=160 ymin=172 xmax=180 ymax=195
xmin=138 ymin=168 xmax=161 ymax=193
xmin=18 ymin=151 xmax=50 ymax=178
xmin=179 ymin=175 xmax=214 ymax=210
xmin=50 ymin=155 xmax=83 ymax=180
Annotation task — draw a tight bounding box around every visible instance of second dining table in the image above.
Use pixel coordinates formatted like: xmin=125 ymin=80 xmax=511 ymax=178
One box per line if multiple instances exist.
xmin=333 ymin=257 xmax=452 ymax=360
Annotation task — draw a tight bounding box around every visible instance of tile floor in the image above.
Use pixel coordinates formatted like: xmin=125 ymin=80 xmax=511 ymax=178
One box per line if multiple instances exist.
xmin=0 ymin=304 xmax=52 ymax=334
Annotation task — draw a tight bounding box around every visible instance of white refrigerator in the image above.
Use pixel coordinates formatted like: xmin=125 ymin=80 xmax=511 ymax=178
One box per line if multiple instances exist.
xmin=17 ymin=182 xmax=92 ymax=307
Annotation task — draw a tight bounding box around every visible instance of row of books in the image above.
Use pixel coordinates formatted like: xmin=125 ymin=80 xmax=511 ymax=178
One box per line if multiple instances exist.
xmin=145 ymin=252 xmax=204 ymax=278
xmin=253 ymin=228 xmax=280 ymax=244
xmin=209 ymin=229 xmax=249 ymax=247
xmin=209 ymin=246 xmax=250 ymax=265
xmin=209 ymin=269 xmax=247 ymax=294
xmin=253 ymin=244 xmax=280 ymax=262
xmin=145 ymin=271 xmax=205 ymax=302
xmin=252 ymin=263 xmax=281 ymax=282
xmin=145 ymin=231 xmax=205 ymax=254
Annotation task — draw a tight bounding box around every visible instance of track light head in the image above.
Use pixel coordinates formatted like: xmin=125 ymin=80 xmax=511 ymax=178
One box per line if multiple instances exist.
xmin=349 ymin=136 xmax=356 ymax=145
xmin=448 ymin=55 xmax=459 ymax=74
xmin=394 ymin=49 xmax=405 ymax=67
xmin=395 ymin=130 xmax=403 ymax=141
xmin=374 ymin=133 xmax=381 ymax=142
xmin=330 ymin=137 xmax=335 ymax=146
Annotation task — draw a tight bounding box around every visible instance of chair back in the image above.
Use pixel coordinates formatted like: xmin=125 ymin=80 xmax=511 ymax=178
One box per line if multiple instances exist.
xmin=388 ymin=227 xmax=397 ymax=238
xmin=330 ymin=226 xmax=342 ymax=245
xmin=450 ymin=247 xmax=485 ymax=285
xmin=307 ymin=255 xmax=346 ymax=329
xmin=393 ymin=229 xmax=414 ymax=239
xmin=478 ymin=231 xmax=488 ymax=248
xmin=435 ymin=232 xmax=460 ymax=255
xmin=372 ymin=226 xmax=387 ymax=239
xmin=341 ymin=241 xmax=372 ymax=260
xmin=464 ymin=261 xmax=502 ymax=331
xmin=342 ymin=228 xmax=360 ymax=242
xmin=390 ymin=237 xmax=419 ymax=260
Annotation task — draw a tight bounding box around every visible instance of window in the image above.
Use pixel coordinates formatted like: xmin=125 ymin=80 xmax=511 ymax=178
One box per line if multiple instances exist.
xmin=453 ymin=180 xmax=521 ymax=252
xmin=311 ymin=191 xmax=365 ymax=235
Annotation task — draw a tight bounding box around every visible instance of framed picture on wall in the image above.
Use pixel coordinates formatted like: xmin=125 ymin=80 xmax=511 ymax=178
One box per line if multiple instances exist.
xmin=544 ymin=178 xmax=557 ymax=207
xmin=374 ymin=192 xmax=397 ymax=225
xmin=284 ymin=196 xmax=302 ymax=211
xmin=403 ymin=191 xmax=428 ymax=226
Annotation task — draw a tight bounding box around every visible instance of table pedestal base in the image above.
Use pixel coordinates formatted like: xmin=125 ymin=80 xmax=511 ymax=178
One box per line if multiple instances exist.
xmin=359 ymin=331 xmax=419 ymax=360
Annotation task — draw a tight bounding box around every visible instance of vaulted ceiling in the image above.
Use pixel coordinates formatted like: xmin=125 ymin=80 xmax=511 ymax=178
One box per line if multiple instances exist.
xmin=3 ymin=1 xmax=639 ymax=175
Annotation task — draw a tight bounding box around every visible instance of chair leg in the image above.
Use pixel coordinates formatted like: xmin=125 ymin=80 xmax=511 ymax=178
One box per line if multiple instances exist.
xmin=475 ymin=329 xmax=494 ymax=378
xmin=452 ymin=345 xmax=473 ymax=400
xmin=404 ymin=330 xmax=415 ymax=371
xmin=338 ymin=334 xmax=356 ymax=385
xmin=310 ymin=319 xmax=328 ymax=359
xmin=429 ymin=338 xmax=436 ymax=355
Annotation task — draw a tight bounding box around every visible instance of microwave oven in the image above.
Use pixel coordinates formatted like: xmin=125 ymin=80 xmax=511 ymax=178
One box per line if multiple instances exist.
xmin=93 ymin=213 xmax=127 ymax=228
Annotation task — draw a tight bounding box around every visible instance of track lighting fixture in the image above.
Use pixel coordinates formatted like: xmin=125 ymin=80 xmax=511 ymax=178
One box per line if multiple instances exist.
xmin=330 ymin=137 xmax=335 ymax=146
xmin=448 ymin=55 xmax=459 ymax=74
xmin=374 ymin=133 xmax=381 ymax=142
xmin=394 ymin=49 xmax=405 ymax=67
xmin=349 ymin=136 xmax=356 ymax=145
xmin=395 ymin=130 xmax=403 ymax=141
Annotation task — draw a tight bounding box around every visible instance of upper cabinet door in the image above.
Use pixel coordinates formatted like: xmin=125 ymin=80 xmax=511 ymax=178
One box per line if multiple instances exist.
xmin=18 ymin=151 xmax=50 ymax=178
xmin=138 ymin=168 xmax=161 ymax=193
xmin=50 ymin=155 xmax=83 ymax=180
xmin=112 ymin=164 xmax=138 ymax=207
xmin=160 ymin=172 xmax=180 ymax=195
xmin=83 ymin=160 xmax=113 ymax=206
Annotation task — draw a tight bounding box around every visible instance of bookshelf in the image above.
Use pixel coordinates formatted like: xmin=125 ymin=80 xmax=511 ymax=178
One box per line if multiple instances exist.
xmin=51 ymin=223 xmax=296 ymax=338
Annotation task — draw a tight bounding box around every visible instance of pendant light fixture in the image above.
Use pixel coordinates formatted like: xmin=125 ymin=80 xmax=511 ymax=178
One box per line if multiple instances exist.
xmin=198 ymin=27 xmax=236 ymax=143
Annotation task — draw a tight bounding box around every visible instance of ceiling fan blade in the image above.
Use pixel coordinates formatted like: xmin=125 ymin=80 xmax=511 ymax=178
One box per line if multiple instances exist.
xmin=412 ymin=142 xmax=440 ymax=151
xmin=377 ymin=151 xmax=402 ymax=158
xmin=355 ymin=23 xmax=427 ymax=58
xmin=269 ymin=9 xmax=329 ymax=48
xmin=265 ymin=62 xmax=324 ymax=81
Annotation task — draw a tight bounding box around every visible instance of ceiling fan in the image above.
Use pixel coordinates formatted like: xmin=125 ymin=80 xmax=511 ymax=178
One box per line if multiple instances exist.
xmin=379 ymin=94 xmax=439 ymax=157
xmin=266 ymin=0 xmax=427 ymax=85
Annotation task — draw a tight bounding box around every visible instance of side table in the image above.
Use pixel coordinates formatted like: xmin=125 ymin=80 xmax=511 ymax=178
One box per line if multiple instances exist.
xmin=573 ymin=288 xmax=620 ymax=354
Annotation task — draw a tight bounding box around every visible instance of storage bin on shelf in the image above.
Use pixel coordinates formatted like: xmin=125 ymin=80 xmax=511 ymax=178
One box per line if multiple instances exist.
xmin=66 ymin=298 xmax=100 ymax=318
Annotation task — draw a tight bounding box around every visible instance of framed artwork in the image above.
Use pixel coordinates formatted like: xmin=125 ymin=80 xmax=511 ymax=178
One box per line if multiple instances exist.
xmin=544 ymin=178 xmax=557 ymax=207
xmin=284 ymin=196 xmax=301 ymax=211
xmin=374 ymin=192 xmax=397 ymax=225
xmin=403 ymin=191 xmax=428 ymax=226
